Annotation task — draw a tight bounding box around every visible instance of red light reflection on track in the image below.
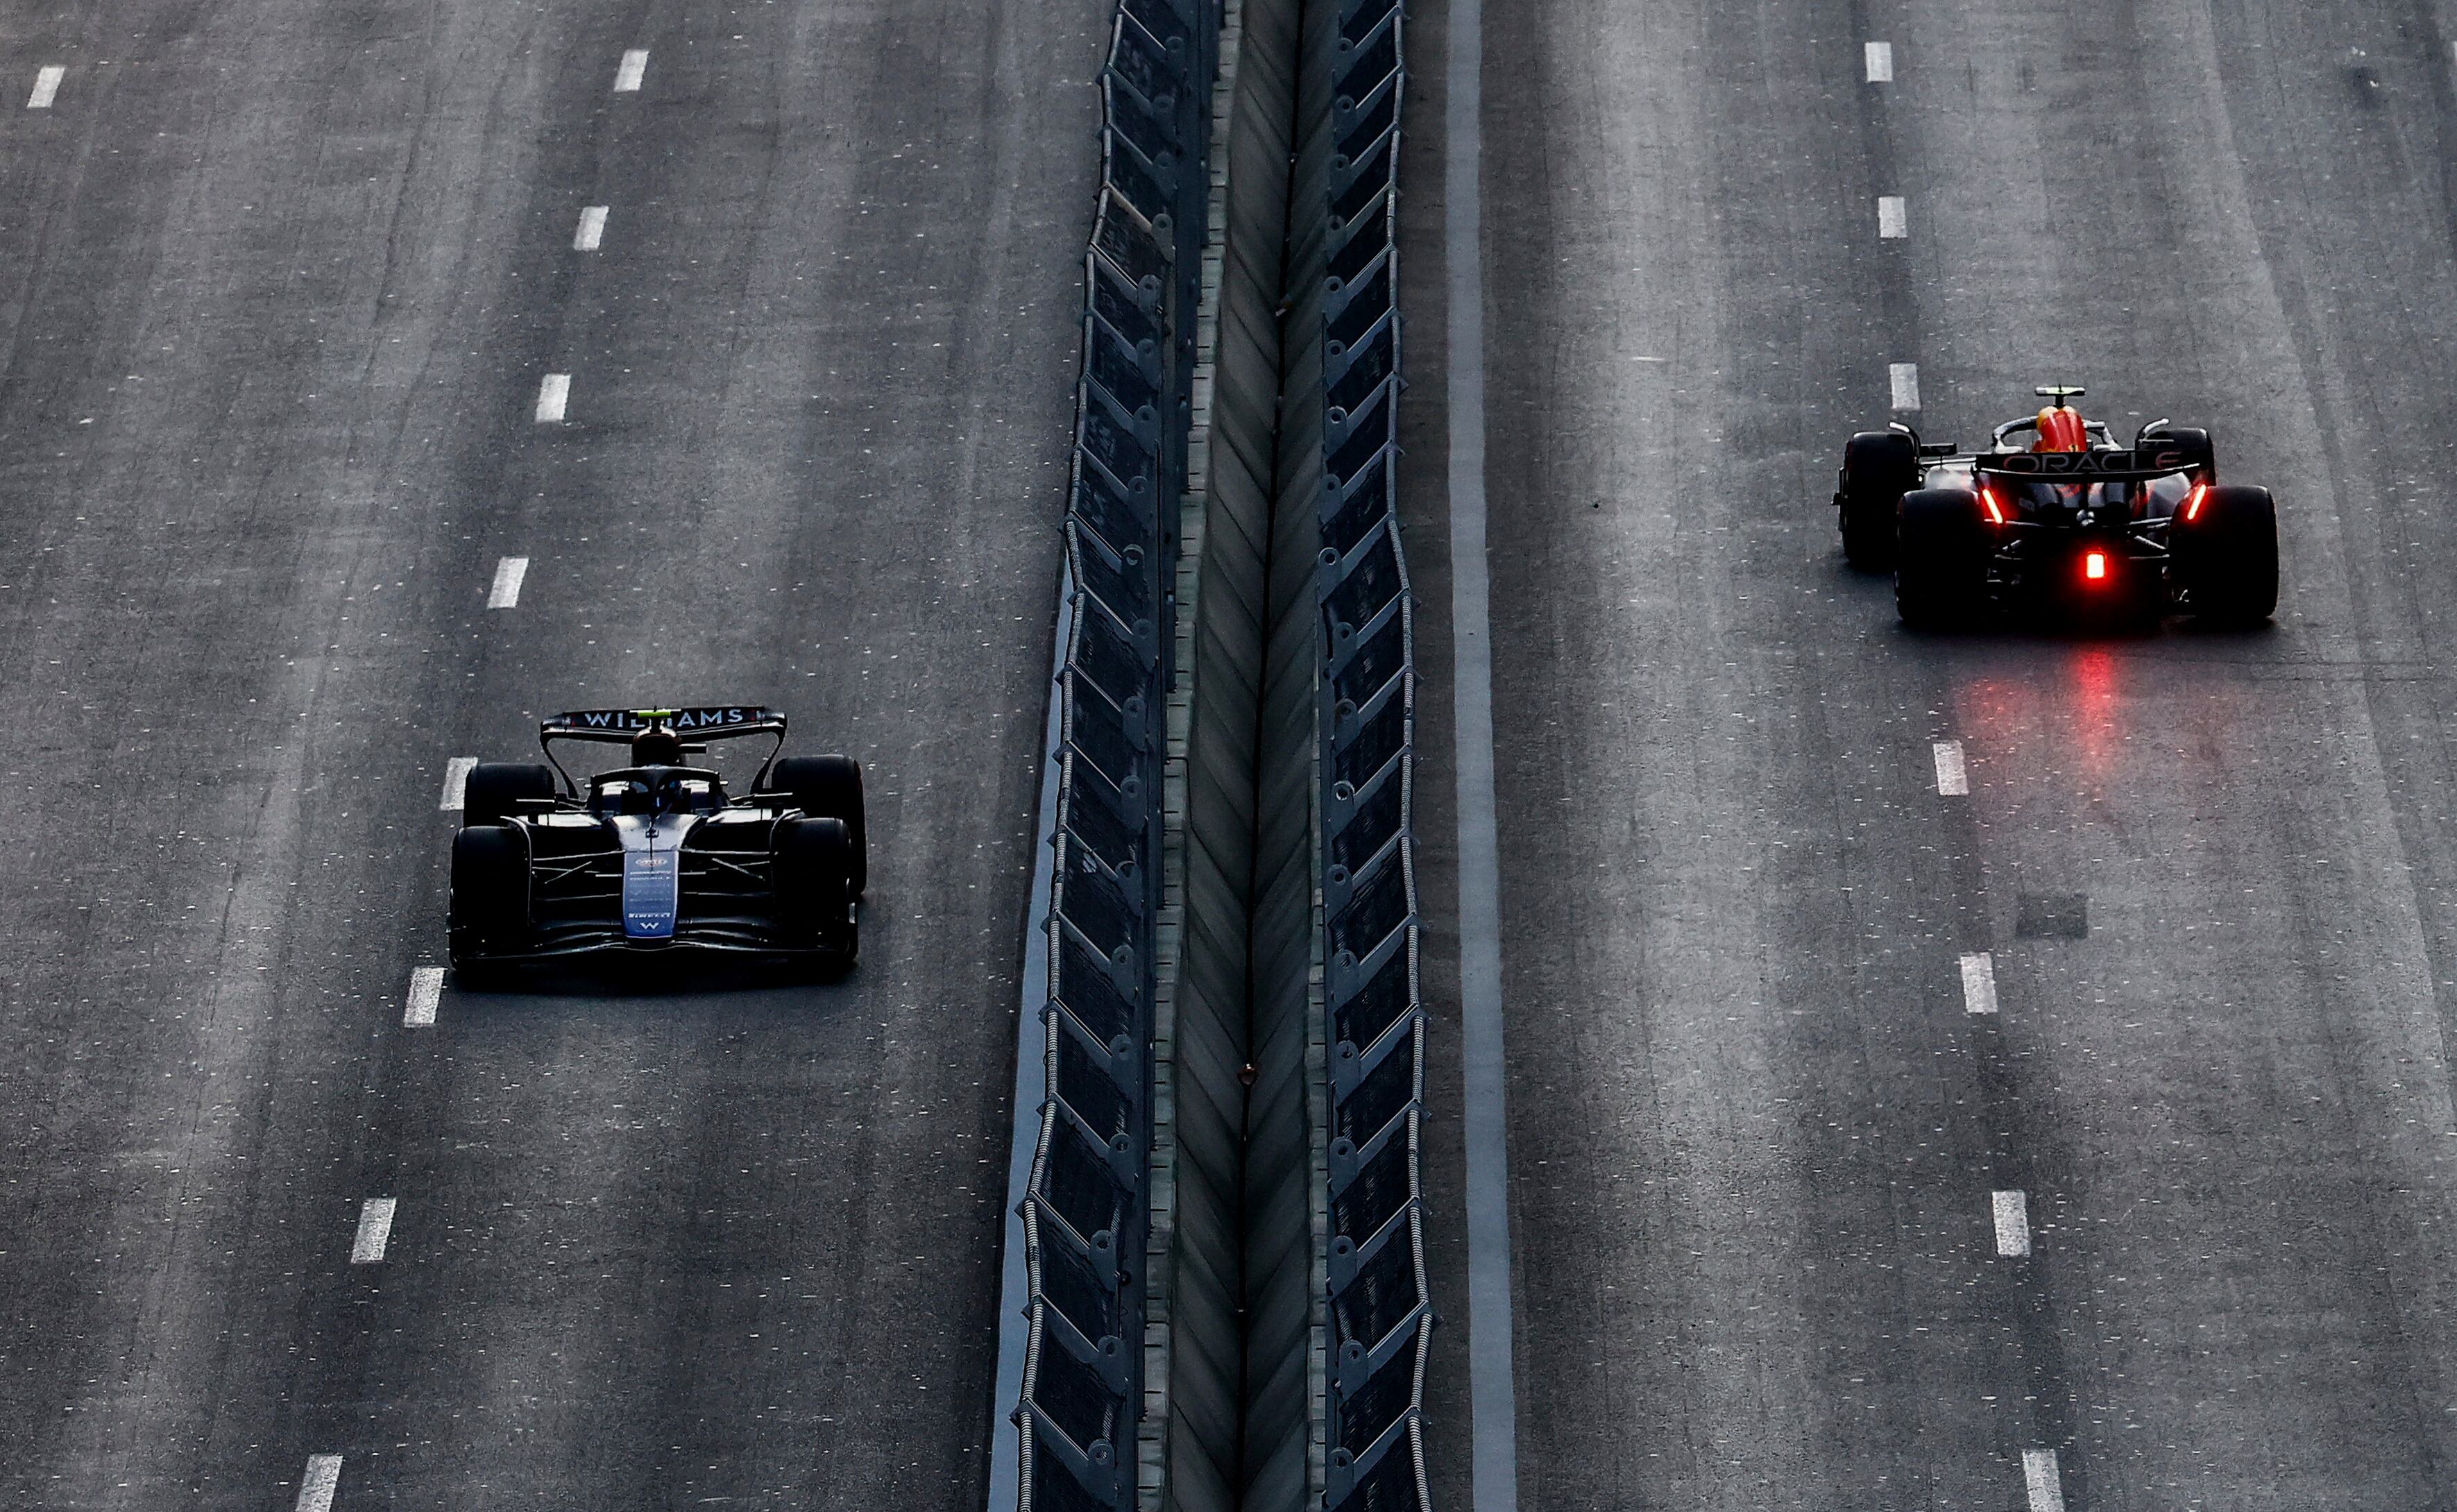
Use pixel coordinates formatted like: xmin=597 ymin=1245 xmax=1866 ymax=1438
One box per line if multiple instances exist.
xmin=1955 ymin=649 xmax=2125 ymax=786
xmin=2066 ymin=647 xmax=2122 ymax=775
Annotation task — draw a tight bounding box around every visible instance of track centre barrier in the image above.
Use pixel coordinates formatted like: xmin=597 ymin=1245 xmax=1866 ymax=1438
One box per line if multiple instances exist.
xmin=1011 ymin=0 xmax=1425 ymax=1505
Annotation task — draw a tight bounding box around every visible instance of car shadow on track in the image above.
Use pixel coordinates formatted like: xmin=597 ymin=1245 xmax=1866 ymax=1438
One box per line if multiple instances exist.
xmin=448 ymin=954 xmax=856 ymax=1000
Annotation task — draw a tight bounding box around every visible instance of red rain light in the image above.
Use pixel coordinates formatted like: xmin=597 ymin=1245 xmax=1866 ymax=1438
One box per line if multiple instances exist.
xmin=2084 ymin=551 xmax=2108 ymax=581
xmin=1978 ymin=483 xmax=2007 ymax=526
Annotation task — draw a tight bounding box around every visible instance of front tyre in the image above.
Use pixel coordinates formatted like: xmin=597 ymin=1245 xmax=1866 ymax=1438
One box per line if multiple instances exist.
xmin=1895 ymin=487 xmax=1992 ymax=629
xmin=2140 ymin=424 xmax=2217 ymax=484
xmin=449 ymin=824 xmax=530 ymax=967
xmin=1837 ymin=430 xmax=1919 ymax=572
xmin=774 ymin=815 xmax=858 ymax=963
xmin=771 ymin=755 xmax=866 ymax=897
xmin=2172 ymin=484 xmax=2277 ymax=625
xmin=463 ymin=763 xmax=556 ymax=826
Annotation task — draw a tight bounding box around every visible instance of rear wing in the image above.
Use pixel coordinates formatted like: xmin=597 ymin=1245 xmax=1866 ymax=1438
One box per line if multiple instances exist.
xmin=542 ymin=706 xmax=785 ymax=741
xmin=538 ymin=706 xmax=788 ymax=792
xmin=1973 ymin=445 xmax=2197 ymax=483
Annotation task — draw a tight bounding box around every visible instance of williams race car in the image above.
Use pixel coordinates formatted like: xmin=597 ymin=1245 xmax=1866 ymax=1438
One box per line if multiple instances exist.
xmin=1833 ymin=387 xmax=2279 ymax=627
xmin=448 ymin=706 xmax=865 ymax=976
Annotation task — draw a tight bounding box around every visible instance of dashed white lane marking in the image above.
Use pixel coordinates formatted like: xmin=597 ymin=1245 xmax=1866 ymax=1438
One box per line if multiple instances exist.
xmin=535 ymin=373 xmax=570 ymax=423
xmin=405 ymin=966 xmax=444 ymax=1027
xmin=613 ymin=49 xmax=648 ymax=92
xmin=1889 ymin=361 xmax=1921 ymax=411
xmin=296 ymin=1454 xmax=343 ymax=1512
xmin=2022 ymin=1447 xmax=2067 ymax=1511
xmin=1864 ymin=42 xmax=1894 ymax=82
xmin=1959 ymin=951 xmax=1998 ymax=1014
xmin=440 ymin=756 xmax=477 ymax=810
xmin=1878 ymin=195 xmax=1907 ymax=239
xmin=1993 ymin=1189 xmax=2033 ymax=1257
xmin=487 ymin=555 xmax=529 ymax=609
xmin=1932 ymin=738 xmax=1968 ymax=795
xmin=27 ymin=65 xmax=62 ymax=109
xmin=350 ymin=1198 xmax=397 ymax=1264
xmin=574 ymin=205 xmax=608 ymax=251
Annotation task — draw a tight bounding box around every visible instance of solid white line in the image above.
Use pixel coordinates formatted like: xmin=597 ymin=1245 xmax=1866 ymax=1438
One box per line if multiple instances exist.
xmin=2023 ymin=1447 xmax=2067 ymax=1511
xmin=613 ymin=49 xmax=648 ymax=92
xmin=574 ymin=205 xmax=608 ymax=251
xmin=1878 ymin=196 xmax=1907 ymax=239
xmin=1865 ymin=42 xmax=1894 ymax=83
xmin=350 ymin=1198 xmax=397 ymax=1264
xmin=985 ymin=564 xmax=1073 ymax=1512
xmin=1993 ymin=1189 xmax=2033 ymax=1257
xmin=535 ymin=373 xmax=570 ymax=424
xmin=1959 ymin=951 xmax=1998 ymax=1015
xmin=28 ymin=65 xmax=63 ymax=109
xmin=439 ymin=756 xmax=477 ymax=810
xmin=1889 ymin=361 xmax=1921 ymax=412
xmin=405 ymin=966 xmax=444 ymax=1027
xmin=1452 ymin=0 xmax=1522 ymax=1504
xmin=487 ymin=556 xmax=529 ymax=609
xmin=296 ymin=1454 xmax=342 ymax=1512
xmin=1932 ymin=739 xmax=1968 ymax=795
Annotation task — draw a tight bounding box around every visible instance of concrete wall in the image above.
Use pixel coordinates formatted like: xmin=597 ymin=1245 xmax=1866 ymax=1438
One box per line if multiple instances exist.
xmin=1144 ymin=0 xmax=1320 ymax=1504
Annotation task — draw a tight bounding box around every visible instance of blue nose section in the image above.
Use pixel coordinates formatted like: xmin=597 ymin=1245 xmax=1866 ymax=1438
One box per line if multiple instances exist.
xmin=622 ymin=848 xmax=679 ymax=939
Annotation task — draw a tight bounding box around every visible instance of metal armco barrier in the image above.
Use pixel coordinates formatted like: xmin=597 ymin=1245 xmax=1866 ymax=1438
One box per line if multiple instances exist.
xmin=1019 ymin=1 xmax=1218 ymax=1509
xmin=1302 ymin=0 xmax=1429 ymax=1506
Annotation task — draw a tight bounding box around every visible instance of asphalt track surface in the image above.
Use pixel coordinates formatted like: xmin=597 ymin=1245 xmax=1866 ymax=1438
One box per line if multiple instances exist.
xmin=0 ymin=0 xmax=1101 ymax=1504
xmin=1400 ymin=0 xmax=2457 ymax=1507
xmin=13 ymin=0 xmax=2457 ymax=1506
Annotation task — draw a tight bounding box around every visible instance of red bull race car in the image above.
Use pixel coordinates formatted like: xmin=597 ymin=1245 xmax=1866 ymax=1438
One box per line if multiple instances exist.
xmin=1832 ymin=387 xmax=2279 ymax=627
xmin=448 ymin=706 xmax=865 ymax=980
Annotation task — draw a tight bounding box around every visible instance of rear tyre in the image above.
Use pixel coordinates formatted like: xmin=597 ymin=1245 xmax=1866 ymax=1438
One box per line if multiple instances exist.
xmin=464 ymin=763 xmax=556 ymax=826
xmin=2141 ymin=424 xmax=2216 ymax=482
xmin=774 ymin=815 xmax=858 ymax=964
xmin=772 ymin=754 xmax=866 ymax=897
xmin=448 ymin=824 xmax=530 ymax=967
xmin=1895 ymin=488 xmax=1992 ymax=629
xmin=2172 ymin=484 xmax=2277 ymax=625
xmin=1836 ymin=430 xmax=1919 ymax=571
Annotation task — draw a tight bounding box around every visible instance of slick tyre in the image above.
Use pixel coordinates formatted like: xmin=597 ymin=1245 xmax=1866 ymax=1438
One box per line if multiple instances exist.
xmin=463 ymin=763 xmax=556 ymax=826
xmin=2173 ymin=484 xmax=2277 ymax=625
xmin=2141 ymin=425 xmax=2216 ymax=482
xmin=774 ymin=815 xmax=858 ymax=963
xmin=1895 ymin=488 xmax=1991 ymax=629
xmin=1837 ymin=430 xmax=1918 ymax=572
xmin=772 ymin=755 xmax=866 ymax=897
xmin=449 ymin=824 xmax=530 ymax=964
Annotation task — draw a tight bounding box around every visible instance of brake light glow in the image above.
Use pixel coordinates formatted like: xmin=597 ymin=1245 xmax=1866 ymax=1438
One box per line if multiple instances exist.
xmin=1978 ymin=483 xmax=2007 ymax=525
xmin=2181 ymin=482 xmax=2209 ymax=522
xmin=2084 ymin=551 xmax=2108 ymax=581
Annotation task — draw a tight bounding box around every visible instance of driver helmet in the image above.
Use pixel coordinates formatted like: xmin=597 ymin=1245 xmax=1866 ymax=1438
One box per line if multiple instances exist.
xmin=629 ymin=725 xmax=685 ymax=765
xmin=2033 ymin=405 xmax=2089 ymax=452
